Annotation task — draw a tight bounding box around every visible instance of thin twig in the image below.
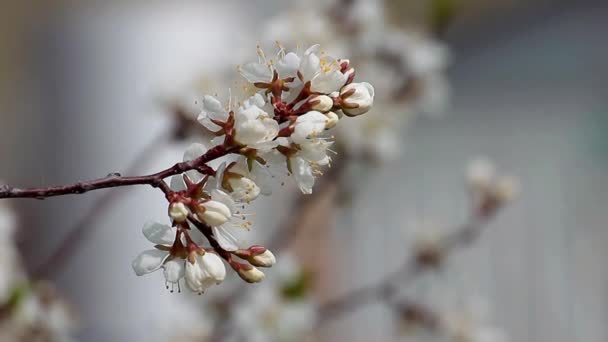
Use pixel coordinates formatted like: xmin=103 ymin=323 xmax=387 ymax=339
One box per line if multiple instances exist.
xmin=315 ymin=215 xmax=489 ymax=326
xmin=0 ymin=145 xmax=233 ymax=200
xmin=33 ymin=131 xmax=171 ymax=279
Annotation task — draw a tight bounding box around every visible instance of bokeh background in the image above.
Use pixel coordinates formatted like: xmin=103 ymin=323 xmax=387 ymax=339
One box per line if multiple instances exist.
xmin=1 ymin=0 xmax=607 ymax=341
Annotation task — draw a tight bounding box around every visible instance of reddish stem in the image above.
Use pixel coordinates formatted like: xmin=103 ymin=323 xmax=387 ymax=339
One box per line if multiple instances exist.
xmin=0 ymin=145 xmax=237 ymax=200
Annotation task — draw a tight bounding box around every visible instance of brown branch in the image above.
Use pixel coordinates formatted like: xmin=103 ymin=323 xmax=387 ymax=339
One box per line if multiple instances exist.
xmin=0 ymin=145 xmax=235 ymax=200
xmin=32 ymin=131 xmax=171 ymax=279
xmin=315 ymin=215 xmax=491 ymax=326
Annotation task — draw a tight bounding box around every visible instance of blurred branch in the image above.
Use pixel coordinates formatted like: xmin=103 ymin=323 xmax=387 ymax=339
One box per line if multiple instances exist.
xmin=315 ymin=211 xmax=496 ymax=327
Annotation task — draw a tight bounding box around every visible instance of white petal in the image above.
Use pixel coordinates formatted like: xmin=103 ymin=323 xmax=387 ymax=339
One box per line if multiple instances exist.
xmin=311 ymin=70 xmax=347 ymax=94
xmin=276 ymin=52 xmax=301 ymax=78
xmin=214 ymin=162 xmax=227 ymax=190
xmin=292 ymin=157 xmax=315 ymax=194
xmin=163 ymin=259 xmax=185 ymax=283
xmin=183 ymin=143 xmax=208 ymax=162
xmin=142 ymin=221 xmax=175 ymax=245
xmin=212 ymin=225 xmax=239 ymax=251
xmin=240 ymin=62 xmax=273 ymax=83
xmin=201 ymin=253 xmax=226 ymax=282
xmin=210 ymin=189 xmax=236 ymax=213
xmin=183 ymin=143 xmax=208 ymax=183
xmin=132 ymin=249 xmax=169 ymax=276
xmin=299 ymin=51 xmax=320 ymax=82
xmin=198 ymin=95 xmax=229 ymax=131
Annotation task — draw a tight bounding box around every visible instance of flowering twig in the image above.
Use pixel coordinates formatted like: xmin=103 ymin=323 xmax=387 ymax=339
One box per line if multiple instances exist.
xmin=316 ymin=160 xmax=518 ymax=326
xmin=32 ymin=130 xmax=172 ymax=279
xmin=0 ymin=145 xmax=230 ymax=200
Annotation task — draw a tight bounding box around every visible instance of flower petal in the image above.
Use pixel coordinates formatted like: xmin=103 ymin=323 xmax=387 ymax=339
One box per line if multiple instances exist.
xmin=212 ymin=226 xmax=239 ymax=252
xmin=163 ymin=259 xmax=185 ymax=283
xmin=132 ymin=249 xmax=169 ymax=276
xmin=292 ymin=157 xmax=314 ymax=194
xmin=239 ymin=62 xmax=273 ymax=83
xmin=142 ymin=221 xmax=175 ymax=245
xmin=183 ymin=143 xmax=208 ymax=183
xmin=210 ymin=189 xmax=236 ymax=213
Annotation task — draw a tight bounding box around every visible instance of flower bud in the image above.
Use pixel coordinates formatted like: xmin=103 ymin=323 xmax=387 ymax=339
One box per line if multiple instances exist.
xmin=325 ymin=111 xmax=339 ymax=129
xmin=238 ymin=265 xmax=265 ymax=283
xmin=493 ymin=177 xmax=520 ymax=203
xmin=185 ymin=252 xmax=226 ymax=293
xmin=226 ymin=176 xmax=261 ymax=202
xmin=339 ymin=82 xmax=374 ymax=116
xmin=196 ymin=200 xmax=231 ymax=226
xmin=168 ymin=202 xmax=189 ymax=223
xmin=309 ymin=95 xmax=334 ymax=113
xmin=467 ymin=158 xmax=495 ymax=190
xmin=248 ymin=249 xmax=276 ymax=268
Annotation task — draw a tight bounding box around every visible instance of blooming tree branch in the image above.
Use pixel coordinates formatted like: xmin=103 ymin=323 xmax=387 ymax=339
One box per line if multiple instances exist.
xmin=0 ymin=43 xmax=376 ymax=294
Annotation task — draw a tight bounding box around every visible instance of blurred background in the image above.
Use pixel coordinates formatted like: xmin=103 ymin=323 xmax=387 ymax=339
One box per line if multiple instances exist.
xmin=1 ymin=0 xmax=607 ymax=341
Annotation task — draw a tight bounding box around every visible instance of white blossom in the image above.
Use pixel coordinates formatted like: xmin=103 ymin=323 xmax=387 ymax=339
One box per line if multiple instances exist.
xmin=233 ymin=94 xmax=279 ymax=149
xmin=131 ymin=222 xmax=184 ymax=287
xmin=185 ymin=252 xmax=226 ymax=294
xmin=197 ymin=189 xmax=251 ymax=251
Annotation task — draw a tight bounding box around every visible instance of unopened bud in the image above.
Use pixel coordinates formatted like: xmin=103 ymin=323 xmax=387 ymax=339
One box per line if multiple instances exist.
xmin=248 ymin=249 xmax=276 ymax=268
xmin=168 ymin=202 xmax=189 ymax=222
xmin=309 ymin=95 xmax=334 ymax=113
xmin=339 ymin=82 xmax=374 ymax=116
xmin=238 ymin=265 xmax=265 ymax=283
xmin=196 ymin=200 xmax=231 ymax=226
xmin=325 ymin=111 xmax=339 ymax=129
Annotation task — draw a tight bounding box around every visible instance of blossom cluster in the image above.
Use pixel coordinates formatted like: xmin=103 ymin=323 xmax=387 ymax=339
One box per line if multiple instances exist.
xmin=263 ymin=1 xmax=450 ymax=162
xmin=132 ymin=44 xmax=375 ymax=294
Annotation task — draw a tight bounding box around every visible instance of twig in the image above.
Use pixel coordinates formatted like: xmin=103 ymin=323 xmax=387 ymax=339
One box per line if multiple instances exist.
xmin=315 ymin=215 xmax=489 ymax=326
xmin=33 ymin=131 xmax=171 ymax=279
xmin=0 ymin=145 xmax=233 ymax=200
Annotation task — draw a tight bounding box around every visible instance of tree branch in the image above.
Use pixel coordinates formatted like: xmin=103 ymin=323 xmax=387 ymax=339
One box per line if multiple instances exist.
xmin=32 ymin=131 xmax=171 ymax=279
xmin=315 ymin=215 xmax=490 ymax=326
xmin=0 ymin=145 xmax=234 ymax=200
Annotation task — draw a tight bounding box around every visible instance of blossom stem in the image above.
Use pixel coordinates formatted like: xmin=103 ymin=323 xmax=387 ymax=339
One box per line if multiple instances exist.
xmin=315 ymin=215 xmax=489 ymax=326
xmin=0 ymin=145 xmax=237 ymax=200
xmin=187 ymin=215 xmax=233 ymax=263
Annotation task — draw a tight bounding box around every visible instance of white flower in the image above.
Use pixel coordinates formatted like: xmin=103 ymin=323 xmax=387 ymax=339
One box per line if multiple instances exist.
xmin=340 ymin=82 xmax=375 ymax=116
xmin=292 ymin=111 xmax=329 ymax=145
xmin=299 ymin=45 xmax=348 ymax=94
xmin=198 ymin=95 xmax=229 ymax=132
xmin=441 ymin=298 xmax=508 ymax=342
xmin=197 ymin=189 xmax=250 ymax=251
xmin=467 ymin=158 xmax=519 ymax=204
xmin=239 ymin=46 xmax=274 ymax=83
xmin=185 ymin=252 xmax=226 ymax=294
xmin=215 ymin=162 xmax=262 ymax=203
xmin=234 ymin=95 xmax=279 ymax=149
xmin=131 ymin=222 xmax=185 ymax=289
